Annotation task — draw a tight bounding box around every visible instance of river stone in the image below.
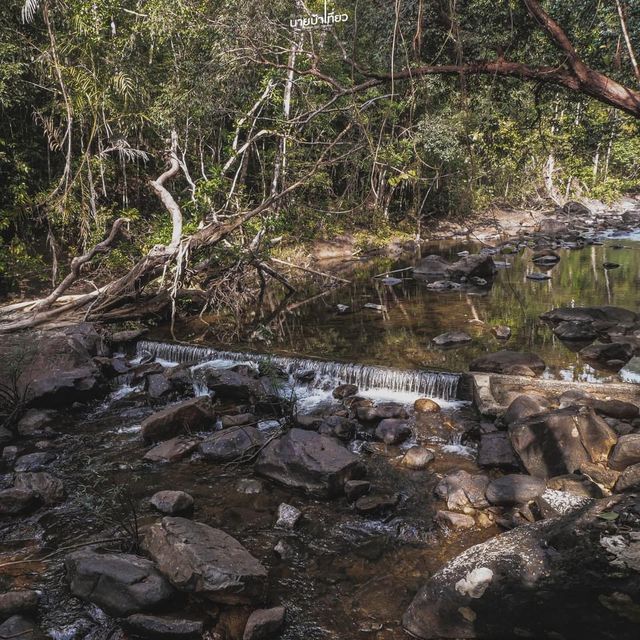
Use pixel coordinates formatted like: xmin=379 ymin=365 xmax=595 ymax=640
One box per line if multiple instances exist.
xmin=485 ymin=474 xmax=546 ymax=506
xmin=333 ymin=384 xmax=358 ymax=399
xmin=14 ymin=452 xmax=55 ymax=472
xmin=344 ymin=480 xmax=371 ymax=501
xmin=373 ymin=402 xmax=408 ymax=420
xmin=477 ymin=432 xmax=518 ymax=469
xmin=0 ymin=488 xmax=39 ymax=515
xmin=436 ymin=510 xmax=475 ymax=530
xmin=255 ymin=428 xmax=363 ymax=497
xmin=123 ymin=615 xmax=204 ymax=639
xmin=275 ymin=503 xmax=302 ymax=530
xmin=492 ymin=325 xmax=512 ymax=340
xmin=608 ymin=434 xmax=640 ymax=471
xmin=614 ymin=463 xmax=640 ymax=492
xmin=435 ymin=470 xmax=489 ymax=511
xmin=150 ymin=490 xmax=194 ymax=516
xmin=446 ymin=254 xmax=497 ymax=281
xmin=432 ymin=332 xmax=472 ymax=347
xmin=414 ymin=398 xmax=441 ymax=413
xmin=319 ymin=415 xmax=356 ymax=441
xmin=502 ymin=394 xmax=550 ymax=425
xmin=144 ymin=436 xmax=199 ymax=462
xmin=413 ymin=255 xmax=450 ymax=277
xmin=375 ymin=419 xmax=412 ymax=445
xmin=552 ymin=320 xmax=599 ymax=341
xmin=526 ymin=272 xmax=551 ymax=281
xmin=0 ymin=591 xmax=39 ymax=618
xmin=580 ymin=342 xmax=634 ymax=366
xmin=403 ymin=496 xmax=640 ymax=640
xmin=537 ymin=218 xmax=568 ymax=235
xmin=541 ymin=306 xmax=638 ymax=325
xmin=199 ymin=426 xmax=263 ymax=463
xmin=202 ymin=369 xmax=256 ymax=401
xmin=469 ymin=351 xmax=546 ymax=377
xmin=532 ymin=249 xmax=560 ymax=264
xmin=0 ymin=616 xmax=46 ymax=640
xmin=591 ymin=399 xmax=639 ymax=420
xmin=243 ymin=607 xmax=286 ymax=640
xmin=65 ymin=549 xmax=174 ymax=616
xmin=141 ymin=397 xmax=215 ymax=443
xmin=221 ymin=413 xmax=256 ymax=428
xmin=401 ymin=446 xmax=435 ymax=469
xmin=509 ymin=407 xmax=617 ymax=479
xmin=143 ymin=517 xmax=267 ymax=604
xmin=146 ymin=373 xmax=172 ymax=399
xmin=14 ymin=472 xmax=65 ymax=504
xmin=354 ymin=493 xmax=399 ymax=515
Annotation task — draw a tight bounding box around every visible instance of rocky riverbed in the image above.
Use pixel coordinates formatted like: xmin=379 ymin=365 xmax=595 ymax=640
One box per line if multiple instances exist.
xmin=2 ymin=201 xmax=640 ymax=640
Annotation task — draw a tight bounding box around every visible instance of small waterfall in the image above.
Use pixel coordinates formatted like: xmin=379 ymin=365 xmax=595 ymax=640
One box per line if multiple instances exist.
xmin=136 ymin=340 xmax=461 ymax=401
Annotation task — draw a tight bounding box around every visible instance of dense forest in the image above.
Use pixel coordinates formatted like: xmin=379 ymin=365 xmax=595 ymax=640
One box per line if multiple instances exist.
xmin=1 ymin=0 xmax=640 ymax=319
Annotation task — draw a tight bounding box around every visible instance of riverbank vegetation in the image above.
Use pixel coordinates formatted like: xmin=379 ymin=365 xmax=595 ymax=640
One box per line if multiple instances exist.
xmin=1 ymin=0 xmax=639 ymax=321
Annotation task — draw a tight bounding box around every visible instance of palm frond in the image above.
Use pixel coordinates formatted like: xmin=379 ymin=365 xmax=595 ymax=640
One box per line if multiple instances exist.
xmin=21 ymin=0 xmax=42 ymax=24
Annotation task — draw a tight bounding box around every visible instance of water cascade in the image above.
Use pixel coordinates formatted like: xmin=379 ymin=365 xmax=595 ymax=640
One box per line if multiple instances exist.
xmin=136 ymin=340 xmax=461 ymax=401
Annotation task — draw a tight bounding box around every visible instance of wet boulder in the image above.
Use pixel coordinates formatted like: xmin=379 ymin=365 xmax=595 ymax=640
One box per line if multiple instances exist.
xmin=580 ymin=342 xmax=635 ymax=367
xmin=141 ymin=397 xmax=215 ymax=443
xmin=150 ymin=490 xmax=194 ymax=516
xmin=14 ymin=452 xmax=55 ymax=473
xmin=509 ymin=407 xmax=617 ymax=479
xmin=403 ymin=497 xmax=640 ymax=640
xmin=414 ymin=398 xmax=441 ymax=413
xmin=333 ymin=384 xmax=358 ymax=399
xmin=401 ymin=446 xmax=435 ymax=469
xmin=591 ymin=399 xmax=639 ymax=421
xmin=255 ymin=428 xmax=363 ymax=497
xmin=436 ymin=510 xmax=475 ymax=530
xmin=0 ymin=488 xmax=40 ymax=515
xmin=354 ymin=493 xmax=399 ymax=515
xmin=199 ymin=426 xmax=263 ymax=463
xmin=435 ymin=470 xmax=489 ymax=511
xmin=485 ymin=474 xmax=546 ymax=506
xmin=609 ymin=434 xmax=640 ymax=471
xmin=374 ymin=419 xmax=412 ymax=445
xmin=14 ymin=472 xmax=65 ymax=504
xmin=318 ymin=415 xmax=356 ymax=441
xmin=144 ymin=437 xmax=199 ymax=463
xmin=221 ymin=413 xmax=256 ymax=428
xmin=344 ymin=480 xmax=371 ymax=501
xmin=0 ymin=616 xmax=46 ymax=640
xmin=143 ymin=517 xmax=267 ymax=604
xmin=0 ymin=591 xmax=38 ymax=618
xmin=552 ymin=320 xmax=599 ymax=341
xmin=16 ymin=409 xmax=57 ymax=438
xmin=446 ymin=254 xmax=497 ymax=281
xmin=546 ymin=474 xmax=603 ymax=498
xmin=492 ymin=325 xmax=512 ymax=340
xmin=202 ymin=368 xmax=255 ymax=401
xmin=243 ymin=606 xmax=286 ymax=640
xmin=469 ymin=351 xmax=546 ymax=377
xmin=65 ymin=549 xmax=174 ymax=617
xmin=123 ymin=615 xmax=203 ymax=640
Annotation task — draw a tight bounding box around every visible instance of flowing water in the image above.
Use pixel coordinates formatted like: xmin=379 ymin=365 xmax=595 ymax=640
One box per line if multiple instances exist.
xmin=155 ymin=230 xmax=640 ymax=383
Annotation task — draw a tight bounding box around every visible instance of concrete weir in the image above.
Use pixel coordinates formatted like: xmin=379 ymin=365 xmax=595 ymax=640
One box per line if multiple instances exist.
xmin=470 ymin=372 xmax=640 ymax=417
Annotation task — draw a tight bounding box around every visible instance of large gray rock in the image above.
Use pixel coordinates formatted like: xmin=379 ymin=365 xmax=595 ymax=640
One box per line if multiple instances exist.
xmin=141 ymin=397 xmax=215 ymax=443
xmin=609 ymin=434 xmax=640 ymax=471
xmin=374 ymin=419 xmax=412 ymax=445
xmin=144 ymin=437 xmax=199 ymax=463
xmin=16 ymin=409 xmax=57 ymax=438
xmin=403 ymin=496 xmax=640 ymax=639
xmin=435 ymin=470 xmax=489 ymax=511
xmin=255 ymin=429 xmax=363 ymax=497
xmin=413 ymin=255 xmax=450 ymax=277
xmin=199 ymin=426 xmax=263 ymax=463
xmin=150 ymin=490 xmax=194 ymax=516
xmin=446 ymin=254 xmax=497 ymax=281
xmin=0 ymin=591 xmax=38 ymax=618
xmin=580 ymin=342 xmax=635 ymax=366
xmin=243 ymin=606 xmax=286 ymax=640
xmin=469 ymin=351 xmax=546 ymax=377
xmin=502 ymin=394 xmax=549 ymax=425
xmin=65 ymin=549 xmax=174 ymax=616
xmin=541 ymin=306 xmax=637 ymax=325
xmin=614 ymin=463 xmax=640 ymax=492
xmin=433 ymin=332 xmax=473 ymax=347
xmin=477 ymin=432 xmax=519 ymax=469
xmin=143 ymin=517 xmax=267 ymax=604
xmin=485 ymin=474 xmax=546 ymax=506
xmin=14 ymin=472 xmax=65 ymax=504
xmin=509 ymin=407 xmax=617 ymax=479
xmin=14 ymin=452 xmax=55 ymax=472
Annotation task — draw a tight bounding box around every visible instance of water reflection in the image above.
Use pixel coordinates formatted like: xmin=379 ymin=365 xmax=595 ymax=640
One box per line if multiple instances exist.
xmin=163 ymin=233 xmax=640 ymax=382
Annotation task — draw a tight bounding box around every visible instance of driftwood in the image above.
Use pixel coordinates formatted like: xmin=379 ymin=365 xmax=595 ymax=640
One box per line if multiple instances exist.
xmin=269 ymin=257 xmax=351 ymax=284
